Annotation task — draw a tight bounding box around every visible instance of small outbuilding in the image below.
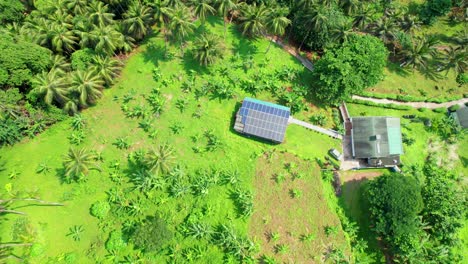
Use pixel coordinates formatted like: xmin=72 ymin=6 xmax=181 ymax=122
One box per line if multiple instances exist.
xmin=234 ymin=97 xmax=290 ymax=143
xmin=350 ymin=116 xmax=403 ymax=166
xmin=452 ymin=107 xmax=468 ymax=128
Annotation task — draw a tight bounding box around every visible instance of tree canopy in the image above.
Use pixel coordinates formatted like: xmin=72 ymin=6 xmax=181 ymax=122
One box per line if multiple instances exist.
xmin=311 ymin=34 xmax=387 ymax=105
xmin=0 ymin=35 xmax=51 ymax=89
xmin=363 ymin=173 xmax=423 ymax=257
xmin=131 ymin=215 xmax=173 ymax=252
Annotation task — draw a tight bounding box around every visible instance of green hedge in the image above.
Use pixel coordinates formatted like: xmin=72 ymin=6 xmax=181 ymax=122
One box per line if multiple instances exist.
xmin=347 ymin=98 xmax=413 ymax=110
xmin=432 ymin=107 xmax=447 ymax=113
xmin=448 ymin=105 xmax=461 ymax=112
xmin=359 ymin=91 xmax=463 ymax=103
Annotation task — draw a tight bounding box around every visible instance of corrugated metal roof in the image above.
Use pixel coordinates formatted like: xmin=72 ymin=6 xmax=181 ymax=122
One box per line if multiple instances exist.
xmin=351 ymin=117 xmax=403 ymax=158
xmin=454 ymin=107 xmax=468 ymax=128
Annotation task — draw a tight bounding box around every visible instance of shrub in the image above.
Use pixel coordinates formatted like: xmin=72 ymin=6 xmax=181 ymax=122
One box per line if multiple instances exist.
xmin=71 ymin=48 xmax=96 ymax=70
xmin=131 ymin=215 xmax=173 ymax=252
xmin=418 ymin=107 xmax=428 ymax=112
xmin=105 ymin=230 xmax=126 ymax=252
xmin=448 ymin=105 xmax=461 ymax=112
xmin=90 ymin=201 xmax=110 ymax=219
xmin=432 ymin=107 xmax=446 ymax=113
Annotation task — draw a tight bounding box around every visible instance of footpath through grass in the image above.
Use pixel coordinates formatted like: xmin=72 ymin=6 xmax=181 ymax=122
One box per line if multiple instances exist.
xmin=0 ymin=17 xmax=341 ymax=263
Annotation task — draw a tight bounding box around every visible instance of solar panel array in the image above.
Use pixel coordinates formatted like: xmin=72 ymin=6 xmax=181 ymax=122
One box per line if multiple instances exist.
xmin=238 ymin=99 xmax=290 ymax=142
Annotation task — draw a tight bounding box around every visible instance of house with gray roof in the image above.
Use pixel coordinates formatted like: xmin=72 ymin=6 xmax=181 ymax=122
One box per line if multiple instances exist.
xmin=350 ymin=116 xmax=403 ymax=166
xmin=452 ymin=107 xmax=468 ymax=128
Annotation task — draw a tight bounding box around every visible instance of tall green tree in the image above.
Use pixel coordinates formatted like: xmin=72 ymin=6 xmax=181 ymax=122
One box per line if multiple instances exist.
xmin=400 ymin=35 xmax=439 ymax=71
xmin=421 ymin=159 xmax=466 ymax=246
xmin=168 ymin=5 xmax=195 ymax=56
xmin=123 ymin=1 xmax=153 ymax=40
xmin=192 ymin=33 xmax=225 ymax=66
xmin=237 ymin=3 xmax=268 ymax=38
xmin=87 ymin=1 xmax=115 ymax=27
xmin=192 ymin=0 xmax=216 ymax=26
xmin=216 ymin=0 xmax=238 ymax=37
xmin=0 ymin=0 xmax=25 ymax=24
xmin=145 ymin=144 xmax=175 ymax=175
xmin=90 ymin=56 xmax=123 ymax=86
xmin=311 ymin=34 xmax=387 ymax=105
xmin=69 ymin=70 xmax=104 ymax=107
xmin=265 ymin=6 xmax=290 ymax=53
xmin=63 ymin=147 xmax=99 ymax=182
xmin=363 ymin=173 xmax=423 ymax=258
xmin=30 ymin=69 xmax=69 ymax=106
xmin=441 ymin=46 xmax=467 ymax=77
xmin=0 ymin=35 xmax=51 ymax=89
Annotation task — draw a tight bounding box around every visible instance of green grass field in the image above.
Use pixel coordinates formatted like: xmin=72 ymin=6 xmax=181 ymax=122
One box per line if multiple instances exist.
xmin=249 ymin=152 xmax=349 ymax=263
xmin=0 ymin=17 xmax=343 ymax=263
xmin=367 ymin=62 xmax=465 ymax=99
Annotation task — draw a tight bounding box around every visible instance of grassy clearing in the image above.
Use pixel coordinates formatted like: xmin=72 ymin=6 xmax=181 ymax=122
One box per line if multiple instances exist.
xmin=339 ymin=170 xmax=387 ymax=263
xmin=367 ymin=62 xmax=465 ymax=99
xmin=0 ymin=17 xmax=341 ymax=263
xmin=249 ymin=152 xmax=350 ymax=263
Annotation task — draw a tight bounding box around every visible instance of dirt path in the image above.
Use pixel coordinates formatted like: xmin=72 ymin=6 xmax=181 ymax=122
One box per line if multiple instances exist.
xmin=352 ymin=95 xmax=468 ymax=109
xmin=268 ymin=37 xmax=467 ymax=109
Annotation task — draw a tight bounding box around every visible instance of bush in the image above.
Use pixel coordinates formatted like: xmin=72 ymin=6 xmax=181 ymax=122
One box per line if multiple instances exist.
xmin=71 ymin=48 xmax=96 ymax=71
xmin=448 ymin=105 xmax=461 ymax=112
xmin=418 ymin=107 xmax=428 ymax=112
xmin=456 ymin=73 xmax=467 ymax=85
xmin=432 ymin=107 xmax=446 ymax=113
xmin=90 ymin=201 xmax=110 ymax=219
xmin=131 ymin=215 xmax=173 ymax=252
xmin=105 ymin=230 xmax=126 ymax=252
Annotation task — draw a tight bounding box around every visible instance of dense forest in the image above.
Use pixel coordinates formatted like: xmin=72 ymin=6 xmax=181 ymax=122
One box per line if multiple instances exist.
xmin=0 ymin=0 xmax=467 ymax=263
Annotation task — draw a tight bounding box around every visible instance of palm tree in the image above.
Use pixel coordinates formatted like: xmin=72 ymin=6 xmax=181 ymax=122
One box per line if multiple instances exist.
xmin=332 ymin=19 xmax=354 ymax=43
xmin=64 ymin=0 xmax=89 ymax=15
xmin=352 ymin=4 xmax=374 ymax=30
xmin=63 ymin=147 xmax=99 ymax=182
xmin=91 ymin=56 xmax=123 ymax=86
xmin=398 ymin=13 xmax=421 ymax=33
xmin=63 ymin=99 xmax=79 ymax=115
xmin=90 ymin=24 xmax=124 ymax=55
xmin=400 ymin=35 xmax=439 ymax=71
xmin=441 ymin=46 xmax=467 ymax=76
xmin=31 ymin=69 xmax=69 ymax=107
xmin=168 ymin=5 xmax=196 ymax=57
xmin=69 ymin=70 xmax=104 ymax=107
xmin=192 ymin=0 xmax=216 ymax=26
xmin=48 ymin=23 xmax=78 ymax=54
xmin=152 ymin=0 xmax=174 ymax=56
xmin=192 ymin=33 xmax=225 ymax=66
xmin=87 ymin=1 xmax=115 ymax=27
xmin=145 ymin=144 xmax=175 ymax=175
xmin=265 ymin=7 xmax=290 ymax=53
xmin=237 ymin=3 xmax=268 ymax=38
xmin=340 ymin=0 xmax=360 ymax=16
xmin=50 ymin=55 xmax=71 ymax=73
xmin=216 ymin=0 xmax=238 ymax=37
xmin=371 ymin=17 xmax=398 ymax=44
xmin=123 ymin=1 xmax=153 ymax=40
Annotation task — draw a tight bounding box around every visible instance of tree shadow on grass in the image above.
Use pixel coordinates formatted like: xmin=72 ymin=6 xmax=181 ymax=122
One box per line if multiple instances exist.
xmin=339 ymin=177 xmax=384 ymax=263
xmin=141 ymin=42 xmax=166 ymax=69
xmin=386 ymin=61 xmax=410 ymax=77
xmin=205 ymin=15 xmax=223 ymax=27
xmin=230 ymin=27 xmax=258 ymax=57
xmin=181 ymin=49 xmax=211 ymax=76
